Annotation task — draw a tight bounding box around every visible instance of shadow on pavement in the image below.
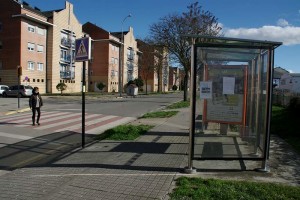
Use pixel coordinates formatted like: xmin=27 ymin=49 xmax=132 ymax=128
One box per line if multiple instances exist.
xmin=0 ymin=131 xmax=95 ymax=170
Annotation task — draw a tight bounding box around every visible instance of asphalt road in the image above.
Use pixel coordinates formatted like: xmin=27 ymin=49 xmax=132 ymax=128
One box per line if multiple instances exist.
xmin=0 ymin=92 xmax=183 ymax=170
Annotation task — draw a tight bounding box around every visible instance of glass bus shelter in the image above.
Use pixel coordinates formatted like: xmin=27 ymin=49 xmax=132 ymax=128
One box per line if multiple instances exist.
xmin=186 ymin=35 xmax=282 ymax=172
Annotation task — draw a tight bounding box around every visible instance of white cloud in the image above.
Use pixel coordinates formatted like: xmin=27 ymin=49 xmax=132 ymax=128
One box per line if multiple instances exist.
xmin=288 ymin=69 xmax=294 ymax=73
xmin=224 ymin=25 xmax=300 ymax=46
xmin=277 ymin=18 xmax=290 ymax=27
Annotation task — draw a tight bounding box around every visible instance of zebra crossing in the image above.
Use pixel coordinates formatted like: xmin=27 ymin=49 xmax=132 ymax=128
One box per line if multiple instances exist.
xmin=0 ymin=111 xmax=136 ymax=135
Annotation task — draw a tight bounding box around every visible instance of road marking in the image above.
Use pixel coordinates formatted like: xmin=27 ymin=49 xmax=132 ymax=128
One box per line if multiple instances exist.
xmin=34 ymin=113 xmax=100 ymax=130
xmin=32 ymin=173 xmax=177 ymax=177
xmin=55 ymin=115 xmax=117 ymax=132
xmin=86 ymin=117 xmax=135 ymax=134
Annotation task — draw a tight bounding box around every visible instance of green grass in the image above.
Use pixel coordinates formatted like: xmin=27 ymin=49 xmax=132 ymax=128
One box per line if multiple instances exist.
xmin=166 ymin=101 xmax=190 ymax=109
xmin=170 ymin=177 xmax=300 ymax=200
xmin=141 ymin=110 xmax=179 ymax=118
xmin=95 ymin=124 xmax=154 ymax=141
xmin=271 ymin=106 xmax=300 ymax=154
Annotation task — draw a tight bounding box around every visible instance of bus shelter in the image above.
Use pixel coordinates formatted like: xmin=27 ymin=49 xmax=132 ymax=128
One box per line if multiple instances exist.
xmin=186 ymin=35 xmax=282 ymax=172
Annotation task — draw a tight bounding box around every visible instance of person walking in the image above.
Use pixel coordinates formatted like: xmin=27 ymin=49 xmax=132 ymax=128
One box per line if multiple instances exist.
xmin=29 ymin=87 xmax=43 ymax=126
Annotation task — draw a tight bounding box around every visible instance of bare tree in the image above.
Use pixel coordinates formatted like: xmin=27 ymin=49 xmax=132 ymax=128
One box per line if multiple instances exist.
xmin=149 ymin=2 xmax=222 ymax=101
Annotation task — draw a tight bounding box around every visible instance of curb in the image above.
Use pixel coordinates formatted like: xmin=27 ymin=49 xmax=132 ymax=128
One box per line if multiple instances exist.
xmin=4 ymin=108 xmax=31 ymax=115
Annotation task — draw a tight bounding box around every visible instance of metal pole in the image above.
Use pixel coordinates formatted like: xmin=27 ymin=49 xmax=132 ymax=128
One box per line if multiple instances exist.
xmin=17 ymin=76 xmax=20 ymax=109
xmin=119 ymin=14 xmax=131 ymax=97
xmin=82 ymin=61 xmax=86 ymax=148
xmin=185 ymin=38 xmax=196 ymax=174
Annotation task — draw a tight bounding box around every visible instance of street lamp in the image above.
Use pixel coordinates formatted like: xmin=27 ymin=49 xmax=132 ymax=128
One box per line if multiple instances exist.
xmin=119 ymin=14 xmax=132 ymax=97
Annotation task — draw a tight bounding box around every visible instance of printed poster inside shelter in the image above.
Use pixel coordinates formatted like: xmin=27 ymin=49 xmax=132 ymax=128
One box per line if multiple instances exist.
xmin=203 ymin=65 xmax=247 ymax=124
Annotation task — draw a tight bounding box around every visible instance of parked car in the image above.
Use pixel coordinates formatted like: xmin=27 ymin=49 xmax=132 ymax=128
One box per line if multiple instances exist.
xmin=2 ymin=85 xmax=33 ymax=97
xmin=0 ymin=85 xmax=9 ymax=96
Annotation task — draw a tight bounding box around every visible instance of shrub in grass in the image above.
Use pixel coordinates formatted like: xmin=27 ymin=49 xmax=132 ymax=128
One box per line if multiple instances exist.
xmin=141 ymin=111 xmax=179 ymax=118
xmin=96 ymin=124 xmax=153 ymax=140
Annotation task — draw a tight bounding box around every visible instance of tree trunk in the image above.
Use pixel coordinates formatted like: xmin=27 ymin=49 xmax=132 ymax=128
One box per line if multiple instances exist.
xmin=183 ymin=73 xmax=188 ymax=101
xmin=145 ymin=79 xmax=148 ymax=95
xmin=157 ymin=72 xmax=161 ymax=93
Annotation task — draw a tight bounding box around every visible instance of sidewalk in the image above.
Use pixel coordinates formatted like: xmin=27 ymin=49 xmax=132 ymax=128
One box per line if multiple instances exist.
xmin=0 ymin=107 xmax=299 ymax=199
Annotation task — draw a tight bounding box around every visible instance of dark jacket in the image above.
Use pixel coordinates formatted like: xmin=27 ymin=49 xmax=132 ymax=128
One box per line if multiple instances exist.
xmin=29 ymin=93 xmax=43 ymax=109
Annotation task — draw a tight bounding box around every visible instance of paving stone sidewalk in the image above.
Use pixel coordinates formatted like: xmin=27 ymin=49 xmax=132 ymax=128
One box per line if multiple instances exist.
xmin=0 ymin=107 xmax=299 ymax=200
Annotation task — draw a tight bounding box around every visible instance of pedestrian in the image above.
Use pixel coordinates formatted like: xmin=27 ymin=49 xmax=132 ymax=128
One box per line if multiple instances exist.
xmin=29 ymin=87 xmax=43 ymax=126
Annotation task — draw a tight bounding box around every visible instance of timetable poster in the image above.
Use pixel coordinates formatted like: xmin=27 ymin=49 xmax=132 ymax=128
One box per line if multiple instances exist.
xmin=203 ymin=65 xmax=247 ymax=124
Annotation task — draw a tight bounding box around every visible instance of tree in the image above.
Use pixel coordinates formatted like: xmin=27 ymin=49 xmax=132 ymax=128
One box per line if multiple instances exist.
xmin=134 ymin=77 xmax=144 ymax=90
xmin=149 ymin=2 xmax=222 ymax=101
xmin=56 ymin=82 xmax=67 ymax=95
xmin=96 ymin=82 xmax=106 ymax=92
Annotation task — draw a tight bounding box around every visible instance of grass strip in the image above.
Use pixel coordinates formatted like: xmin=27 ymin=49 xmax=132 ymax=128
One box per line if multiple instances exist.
xmin=95 ymin=124 xmax=154 ymax=141
xmin=166 ymin=101 xmax=190 ymax=109
xmin=170 ymin=177 xmax=300 ymax=200
xmin=141 ymin=110 xmax=179 ymax=118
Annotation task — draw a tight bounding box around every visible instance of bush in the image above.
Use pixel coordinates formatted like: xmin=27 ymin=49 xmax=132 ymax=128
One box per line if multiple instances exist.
xmin=96 ymin=82 xmax=106 ymax=91
xmin=56 ymin=83 xmax=67 ymax=95
xmin=287 ymin=97 xmax=300 ymax=115
xmin=172 ymin=85 xmax=178 ymax=91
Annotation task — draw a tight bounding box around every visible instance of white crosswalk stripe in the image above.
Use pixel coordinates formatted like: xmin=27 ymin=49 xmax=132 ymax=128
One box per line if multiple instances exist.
xmin=0 ymin=111 xmax=136 ymax=135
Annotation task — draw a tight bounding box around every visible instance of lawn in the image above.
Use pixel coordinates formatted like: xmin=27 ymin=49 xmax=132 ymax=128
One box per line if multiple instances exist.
xmin=170 ymin=177 xmax=300 ymax=200
xmin=166 ymin=101 xmax=190 ymax=109
xmin=141 ymin=110 xmax=179 ymax=118
xmin=95 ymin=124 xmax=153 ymax=140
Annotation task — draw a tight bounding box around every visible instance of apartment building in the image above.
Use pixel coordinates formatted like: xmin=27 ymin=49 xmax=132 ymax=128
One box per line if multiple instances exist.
xmin=83 ymin=22 xmax=121 ymax=92
xmin=112 ymin=27 xmax=140 ymax=90
xmin=43 ymin=1 xmax=85 ymax=93
xmin=137 ymin=39 xmax=169 ymax=92
xmin=0 ymin=0 xmax=51 ymax=93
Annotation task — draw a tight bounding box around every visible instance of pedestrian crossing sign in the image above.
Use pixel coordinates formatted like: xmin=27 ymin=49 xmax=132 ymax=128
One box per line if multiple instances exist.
xmin=75 ymin=37 xmax=91 ymax=61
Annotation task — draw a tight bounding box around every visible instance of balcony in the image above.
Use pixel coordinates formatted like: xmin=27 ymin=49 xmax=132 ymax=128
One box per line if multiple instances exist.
xmin=60 ymin=55 xmax=75 ymax=63
xmin=60 ymin=71 xmax=75 ymax=79
xmin=61 ymin=38 xmax=75 ymax=48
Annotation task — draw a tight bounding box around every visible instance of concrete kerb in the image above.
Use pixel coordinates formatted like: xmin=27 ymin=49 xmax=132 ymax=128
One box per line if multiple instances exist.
xmin=4 ymin=107 xmax=31 ymax=116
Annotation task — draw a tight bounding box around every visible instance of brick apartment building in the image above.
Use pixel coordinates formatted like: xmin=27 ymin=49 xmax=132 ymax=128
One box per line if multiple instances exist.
xmin=0 ymin=0 xmax=51 ymax=93
xmin=0 ymin=0 xmax=85 ymax=94
xmin=83 ymin=22 xmax=121 ymax=92
xmin=43 ymin=1 xmax=85 ymax=93
xmin=112 ymin=27 xmax=140 ymax=89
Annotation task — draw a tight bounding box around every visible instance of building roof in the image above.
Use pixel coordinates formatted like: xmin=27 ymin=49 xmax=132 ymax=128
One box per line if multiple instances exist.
xmin=42 ymin=9 xmax=64 ymax=18
xmin=111 ymin=31 xmax=129 ymax=39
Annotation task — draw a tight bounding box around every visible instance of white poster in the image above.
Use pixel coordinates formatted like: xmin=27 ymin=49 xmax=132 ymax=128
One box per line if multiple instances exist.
xmin=200 ymin=81 xmax=212 ymax=99
xmin=223 ymin=77 xmax=235 ymax=95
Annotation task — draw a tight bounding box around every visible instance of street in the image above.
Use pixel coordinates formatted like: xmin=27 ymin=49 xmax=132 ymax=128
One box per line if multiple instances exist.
xmin=0 ymin=92 xmax=183 ymax=171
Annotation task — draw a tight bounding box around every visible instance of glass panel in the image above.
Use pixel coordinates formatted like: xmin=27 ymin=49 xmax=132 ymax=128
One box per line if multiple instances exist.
xmin=194 ymin=46 xmax=270 ymax=160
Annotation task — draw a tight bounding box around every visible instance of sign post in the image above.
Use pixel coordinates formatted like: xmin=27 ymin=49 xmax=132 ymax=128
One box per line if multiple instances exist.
xmin=75 ymin=37 xmax=91 ymax=148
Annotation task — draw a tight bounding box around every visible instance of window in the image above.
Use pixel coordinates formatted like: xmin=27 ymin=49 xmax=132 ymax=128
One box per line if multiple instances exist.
xmin=28 ymin=61 xmax=34 ymax=70
xmin=60 ymin=49 xmax=67 ymax=61
xmin=27 ymin=43 xmax=35 ymax=51
xmin=28 ymin=24 xmax=35 ymax=33
xmin=37 ymin=63 xmax=43 ymax=71
xmin=37 ymin=27 xmax=45 ymax=35
xmin=0 ymin=41 xmax=2 ymax=50
xmin=114 ymin=58 xmax=118 ymax=64
xmin=37 ymin=45 xmax=44 ymax=53
xmin=111 ymin=57 xmax=114 ymax=64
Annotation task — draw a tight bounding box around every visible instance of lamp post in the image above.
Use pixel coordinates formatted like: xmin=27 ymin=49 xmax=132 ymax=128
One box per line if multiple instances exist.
xmin=119 ymin=14 xmax=132 ymax=97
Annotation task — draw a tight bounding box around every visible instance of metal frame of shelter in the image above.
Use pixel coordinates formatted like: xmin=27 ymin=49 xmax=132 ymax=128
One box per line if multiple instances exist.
xmin=185 ymin=35 xmax=282 ymax=173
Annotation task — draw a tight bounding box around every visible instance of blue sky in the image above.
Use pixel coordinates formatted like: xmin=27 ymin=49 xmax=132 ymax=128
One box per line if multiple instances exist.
xmin=25 ymin=0 xmax=300 ymax=72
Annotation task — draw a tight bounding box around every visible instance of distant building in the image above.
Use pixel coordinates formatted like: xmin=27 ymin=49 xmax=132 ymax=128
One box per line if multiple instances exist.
xmin=83 ymin=22 xmax=121 ymax=92
xmin=0 ymin=0 xmax=52 ymax=93
xmin=273 ymin=66 xmax=289 ymax=88
xmin=137 ymin=39 xmax=169 ymax=93
xmin=279 ymin=73 xmax=300 ymax=93
xmin=169 ymin=67 xmax=182 ymax=91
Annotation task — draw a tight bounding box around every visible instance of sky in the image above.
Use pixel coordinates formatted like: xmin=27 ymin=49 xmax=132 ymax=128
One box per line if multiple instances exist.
xmin=25 ymin=0 xmax=300 ymax=73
